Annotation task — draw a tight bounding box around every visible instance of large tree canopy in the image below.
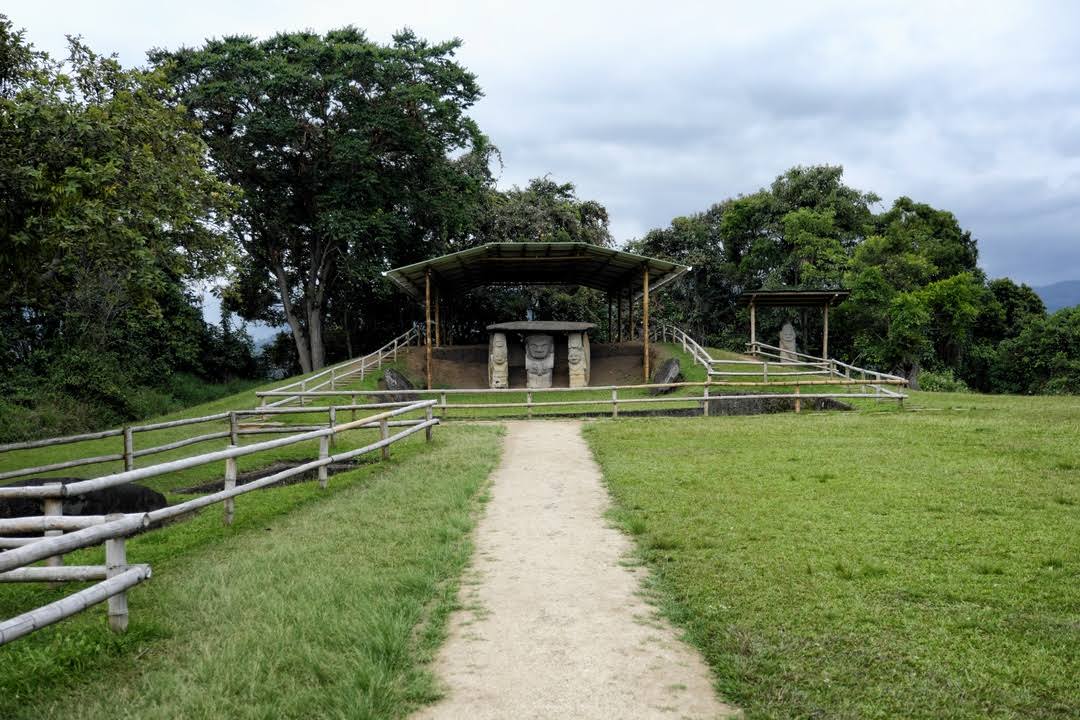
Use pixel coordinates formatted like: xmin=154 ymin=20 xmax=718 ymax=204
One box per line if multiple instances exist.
xmin=0 ymin=16 xmax=251 ymax=438
xmin=153 ymin=27 xmax=495 ymax=371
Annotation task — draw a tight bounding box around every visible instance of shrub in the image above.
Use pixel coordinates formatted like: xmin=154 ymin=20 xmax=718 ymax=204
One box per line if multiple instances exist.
xmin=917 ymin=368 xmax=971 ymax=393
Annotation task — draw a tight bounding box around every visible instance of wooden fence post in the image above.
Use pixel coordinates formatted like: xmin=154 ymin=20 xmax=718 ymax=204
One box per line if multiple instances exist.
xmin=393 ymin=339 xmax=398 ymax=361
xmin=300 ymin=380 xmax=307 ymax=407
xmin=318 ymin=435 xmax=330 ymax=489
xmin=351 ymin=394 xmax=358 ymax=421
xmin=224 ymin=455 xmax=237 ymax=525
xmin=794 ymin=386 xmax=802 ymax=414
xmin=328 ymin=406 xmax=337 ymax=448
xmin=763 ymin=363 xmax=769 ymax=383
xmin=380 ymin=419 xmax=390 ymax=460
xmin=425 ymin=405 xmax=433 ymax=442
xmin=440 ymin=392 xmax=447 ymax=419
xmin=703 ymin=383 xmax=710 ymax=417
xmin=527 ymin=391 xmax=533 ymax=419
xmin=105 ymin=516 xmax=129 ymax=633
xmin=330 ymin=367 xmax=337 ymax=391
xmin=611 ymin=388 xmax=618 ymax=418
xmin=44 ymin=483 xmax=64 ymax=570
xmin=123 ymin=427 xmax=134 ymax=471
xmin=229 ymin=412 xmax=239 ymax=446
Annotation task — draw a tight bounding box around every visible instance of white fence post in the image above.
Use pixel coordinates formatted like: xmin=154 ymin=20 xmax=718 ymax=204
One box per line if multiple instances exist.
xmin=611 ymin=388 xmax=618 ymax=419
xmin=123 ymin=427 xmax=134 ymax=472
xmin=318 ymin=435 xmax=330 ymax=489
xmin=224 ymin=455 xmax=237 ymax=525
xmin=44 ymin=483 xmax=64 ymax=570
xmin=380 ymin=419 xmax=390 ymax=460
xmin=105 ymin=516 xmax=129 ymax=633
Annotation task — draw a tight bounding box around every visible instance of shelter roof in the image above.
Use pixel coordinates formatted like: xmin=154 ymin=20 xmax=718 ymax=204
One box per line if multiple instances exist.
xmin=486 ymin=321 xmax=596 ymax=332
xmin=738 ymin=289 xmax=851 ymax=307
xmin=383 ymin=242 xmax=689 ymax=300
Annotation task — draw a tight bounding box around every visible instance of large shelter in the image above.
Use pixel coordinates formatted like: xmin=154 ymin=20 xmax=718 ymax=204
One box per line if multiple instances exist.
xmin=738 ymin=289 xmax=851 ymax=359
xmin=384 ymin=242 xmax=690 ymax=388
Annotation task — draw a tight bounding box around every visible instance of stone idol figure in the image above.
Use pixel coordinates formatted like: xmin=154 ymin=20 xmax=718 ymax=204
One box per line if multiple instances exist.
xmin=567 ymin=332 xmax=590 ymax=388
xmin=524 ymin=334 xmax=555 ymax=389
xmin=779 ymin=322 xmax=798 ymax=361
xmin=488 ymin=332 xmax=509 ymax=389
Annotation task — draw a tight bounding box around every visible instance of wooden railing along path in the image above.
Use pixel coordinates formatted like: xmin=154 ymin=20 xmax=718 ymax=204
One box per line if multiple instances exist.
xmin=0 ymin=399 xmax=438 ymax=646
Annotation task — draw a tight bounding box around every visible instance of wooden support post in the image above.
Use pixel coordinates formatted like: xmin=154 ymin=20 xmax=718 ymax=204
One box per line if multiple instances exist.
xmin=750 ymin=302 xmax=757 ymax=353
xmin=611 ymin=388 xmax=618 ymax=418
xmin=328 ymin=406 xmax=337 ymax=448
xmin=440 ymin=392 xmax=447 ymax=419
xmin=434 ymin=288 xmax=441 ymax=348
xmin=703 ymin=382 xmax=710 ymax=417
xmin=318 ymin=435 xmax=330 ymax=488
xmin=794 ymin=385 xmax=802 ymax=414
xmin=425 ymin=269 xmax=433 ymax=390
xmin=44 ymin=484 xmax=63 ymax=570
xmin=642 ymin=266 xmax=650 ymax=383
xmin=627 ymin=288 xmax=633 ymax=341
xmin=229 ymin=412 xmax=239 ymax=446
xmin=616 ymin=291 xmax=623 ymax=342
xmin=822 ymin=303 xmax=830 ymax=360
xmin=224 ymin=454 xmax=237 ymax=525
xmin=607 ymin=294 xmax=613 ymax=343
xmin=425 ymin=405 xmax=434 ymax=442
xmin=104 ymin=516 xmax=128 ymax=633
xmin=380 ymin=419 xmax=390 ymax=460
xmin=123 ymin=427 xmax=134 ymax=472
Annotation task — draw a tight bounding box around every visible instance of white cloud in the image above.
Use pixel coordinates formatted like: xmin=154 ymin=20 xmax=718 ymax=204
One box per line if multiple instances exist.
xmin=8 ymin=0 xmax=1080 ymax=285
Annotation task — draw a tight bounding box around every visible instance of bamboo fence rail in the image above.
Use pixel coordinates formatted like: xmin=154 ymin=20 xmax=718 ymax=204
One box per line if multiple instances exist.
xmin=0 ymin=399 xmax=438 ymax=646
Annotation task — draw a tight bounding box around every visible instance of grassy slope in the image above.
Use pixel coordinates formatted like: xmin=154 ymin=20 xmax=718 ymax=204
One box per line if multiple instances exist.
xmin=0 ymin=423 xmax=502 ymax=720
xmin=0 ymin=355 xmax=416 ymax=494
xmin=584 ymin=391 xmax=1080 ymax=719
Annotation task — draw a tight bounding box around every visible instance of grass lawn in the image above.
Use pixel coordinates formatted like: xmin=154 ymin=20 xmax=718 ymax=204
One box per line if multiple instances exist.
xmin=584 ymin=391 xmax=1080 ymax=719
xmin=0 ymin=423 xmax=502 ymax=719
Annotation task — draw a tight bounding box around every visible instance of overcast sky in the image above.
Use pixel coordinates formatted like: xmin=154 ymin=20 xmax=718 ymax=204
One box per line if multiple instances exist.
xmin=8 ymin=0 xmax=1080 ymax=288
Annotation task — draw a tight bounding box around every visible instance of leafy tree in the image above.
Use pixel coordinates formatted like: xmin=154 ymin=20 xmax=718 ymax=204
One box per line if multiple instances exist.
xmin=476 ymin=177 xmax=613 ymax=246
xmin=993 ymin=307 xmax=1080 ymax=394
xmin=1 ymin=18 xmax=236 ymax=372
xmin=154 ymin=28 xmax=494 ymax=372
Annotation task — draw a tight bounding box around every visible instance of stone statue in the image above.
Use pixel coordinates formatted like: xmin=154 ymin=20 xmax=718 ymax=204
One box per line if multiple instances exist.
xmin=524 ymin=334 xmax=555 ymax=389
xmin=779 ymin=322 xmax=798 ymax=361
xmin=488 ymin=332 xmax=509 ymax=389
xmin=567 ymin=332 xmax=591 ymax=388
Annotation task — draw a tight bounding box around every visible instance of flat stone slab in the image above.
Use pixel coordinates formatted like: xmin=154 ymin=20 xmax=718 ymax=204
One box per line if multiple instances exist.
xmin=486 ymin=321 xmax=596 ymax=332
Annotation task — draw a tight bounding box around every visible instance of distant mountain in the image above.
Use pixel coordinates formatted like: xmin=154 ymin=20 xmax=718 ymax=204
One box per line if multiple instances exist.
xmin=1034 ymin=281 xmax=1080 ymax=312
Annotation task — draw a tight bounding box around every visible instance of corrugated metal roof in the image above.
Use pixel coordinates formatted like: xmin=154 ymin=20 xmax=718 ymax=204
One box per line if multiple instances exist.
xmin=383 ymin=242 xmax=690 ymax=300
xmin=738 ymin=290 xmax=851 ymax=307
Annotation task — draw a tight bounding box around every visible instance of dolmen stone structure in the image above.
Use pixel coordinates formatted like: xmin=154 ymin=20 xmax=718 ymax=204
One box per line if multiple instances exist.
xmin=486 ymin=321 xmax=595 ymax=389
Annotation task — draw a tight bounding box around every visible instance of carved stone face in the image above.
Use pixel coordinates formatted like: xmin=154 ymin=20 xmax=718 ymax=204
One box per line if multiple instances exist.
xmin=491 ymin=334 xmax=507 ymax=363
xmin=527 ymin=338 xmax=551 ymax=360
xmin=568 ymin=336 xmax=584 ymax=366
xmin=780 ymin=322 xmax=796 ymax=343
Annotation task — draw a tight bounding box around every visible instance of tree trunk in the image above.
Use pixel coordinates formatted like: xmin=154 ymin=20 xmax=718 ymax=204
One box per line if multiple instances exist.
xmin=272 ymin=263 xmax=313 ymax=374
xmin=308 ymin=306 xmax=325 ymax=371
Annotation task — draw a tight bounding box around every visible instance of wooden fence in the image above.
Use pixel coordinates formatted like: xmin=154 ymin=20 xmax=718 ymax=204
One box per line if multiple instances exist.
xmin=252 ymin=323 xmax=907 ymax=417
xmin=0 ymin=399 xmax=438 ymax=646
xmin=266 ymin=325 xmax=422 ymax=408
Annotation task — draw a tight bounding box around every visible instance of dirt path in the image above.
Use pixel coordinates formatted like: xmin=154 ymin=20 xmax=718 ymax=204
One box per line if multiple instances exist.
xmin=414 ymin=421 xmax=738 ymax=719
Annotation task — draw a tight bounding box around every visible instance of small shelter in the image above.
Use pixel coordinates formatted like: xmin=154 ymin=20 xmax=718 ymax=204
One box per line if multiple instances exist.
xmin=384 ymin=242 xmax=690 ymax=388
xmin=738 ymin=289 xmax=850 ymax=359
